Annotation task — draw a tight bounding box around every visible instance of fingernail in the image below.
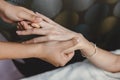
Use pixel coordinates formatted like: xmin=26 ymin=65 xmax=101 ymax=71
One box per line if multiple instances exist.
xmin=28 ymin=26 xmax=33 ymax=29
xmin=16 ymin=31 xmax=21 ymax=34
xmin=36 ymin=12 xmax=39 ymax=14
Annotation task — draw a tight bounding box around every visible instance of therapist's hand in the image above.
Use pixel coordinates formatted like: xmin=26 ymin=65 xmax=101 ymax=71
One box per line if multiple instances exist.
xmin=0 ymin=1 xmax=37 ymax=23
xmin=30 ymin=40 xmax=75 ymax=67
xmin=17 ymin=12 xmax=78 ymax=43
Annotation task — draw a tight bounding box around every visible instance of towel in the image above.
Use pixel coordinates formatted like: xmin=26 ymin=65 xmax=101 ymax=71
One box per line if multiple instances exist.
xmin=21 ymin=50 xmax=120 ymax=80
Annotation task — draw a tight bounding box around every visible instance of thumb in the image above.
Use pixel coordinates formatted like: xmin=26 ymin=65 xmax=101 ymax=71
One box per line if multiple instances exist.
xmin=60 ymin=38 xmax=77 ymax=52
xmin=62 ymin=38 xmax=80 ymax=53
xmin=19 ymin=11 xmax=37 ymax=22
xmin=64 ymin=45 xmax=79 ymax=54
xmin=66 ymin=51 xmax=75 ymax=62
xmin=60 ymin=51 xmax=75 ymax=66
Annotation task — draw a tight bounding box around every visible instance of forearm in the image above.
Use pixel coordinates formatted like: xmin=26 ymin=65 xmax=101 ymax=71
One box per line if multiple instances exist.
xmin=78 ymin=35 xmax=120 ymax=72
xmin=0 ymin=41 xmax=42 ymax=59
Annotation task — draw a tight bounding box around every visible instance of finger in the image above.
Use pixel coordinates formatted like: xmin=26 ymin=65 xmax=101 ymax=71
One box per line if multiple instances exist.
xmin=17 ymin=23 xmax=22 ymax=30
xmin=23 ymin=36 xmax=49 ymax=44
xmin=60 ymin=52 xmax=74 ymax=66
xmin=18 ymin=22 xmax=24 ymax=30
xmin=17 ymin=26 xmax=21 ymax=30
xmin=22 ymin=21 xmax=31 ymax=25
xmin=60 ymin=39 xmax=76 ymax=51
xmin=64 ymin=46 xmax=79 ymax=53
xmin=39 ymin=21 xmax=54 ymax=28
xmin=31 ymin=23 xmax=40 ymax=28
xmin=23 ymin=8 xmax=36 ymax=16
xmin=21 ymin=21 xmax=33 ymax=30
xmin=63 ymin=38 xmax=80 ymax=53
xmin=65 ymin=52 xmax=75 ymax=62
xmin=36 ymin=12 xmax=56 ymax=25
xmin=17 ymin=26 xmax=20 ymax=30
xmin=23 ymin=9 xmax=43 ymax=23
xmin=34 ymin=18 xmax=43 ymax=23
xmin=30 ymin=18 xmax=43 ymax=28
xmin=47 ymin=35 xmax=73 ymax=41
xmin=19 ymin=11 xmax=37 ymax=22
xmin=16 ymin=28 xmax=51 ymax=35
xmin=23 ymin=34 xmax=66 ymax=43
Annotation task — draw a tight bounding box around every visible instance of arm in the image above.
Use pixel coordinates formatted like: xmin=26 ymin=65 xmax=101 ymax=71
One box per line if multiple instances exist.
xmin=0 ymin=41 xmax=42 ymax=59
xmin=0 ymin=40 xmax=75 ymax=67
xmin=73 ymin=34 xmax=120 ymax=73
xmin=17 ymin=13 xmax=120 ymax=72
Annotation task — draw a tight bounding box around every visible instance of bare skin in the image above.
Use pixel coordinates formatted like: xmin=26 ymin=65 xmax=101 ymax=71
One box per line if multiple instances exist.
xmin=17 ymin=13 xmax=120 ymax=73
xmin=0 ymin=0 xmax=37 ymax=23
xmin=0 ymin=1 xmax=75 ymax=67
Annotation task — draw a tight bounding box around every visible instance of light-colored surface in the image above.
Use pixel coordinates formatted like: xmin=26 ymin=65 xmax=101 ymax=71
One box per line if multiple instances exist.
xmin=21 ymin=50 xmax=120 ymax=80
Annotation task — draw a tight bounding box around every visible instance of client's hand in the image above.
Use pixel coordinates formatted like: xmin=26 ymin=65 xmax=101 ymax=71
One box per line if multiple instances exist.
xmin=0 ymin=1 xmax=37 ymax=23
xmin=29 ymin=39 xmax=75 ymax=67
xmin=16 ymin=12 xmax=78 ymax=42
xmin=16 ymin=13 xmax=89 ymax=52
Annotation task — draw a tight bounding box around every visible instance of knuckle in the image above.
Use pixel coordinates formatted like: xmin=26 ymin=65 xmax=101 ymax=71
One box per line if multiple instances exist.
xmin=30 ymin=15 xmax=36 ymax=20
xmin=32 ymin=14 xmax=36 ymax=18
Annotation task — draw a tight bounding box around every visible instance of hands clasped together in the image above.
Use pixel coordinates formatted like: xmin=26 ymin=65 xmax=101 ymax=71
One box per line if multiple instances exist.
xmin=16 ymin=12 xmax=89 ymax=67
xmin=0 ymin=0 xmax=88 ymax=67
xmin=0 ymin=0 xmax=119 ymax=73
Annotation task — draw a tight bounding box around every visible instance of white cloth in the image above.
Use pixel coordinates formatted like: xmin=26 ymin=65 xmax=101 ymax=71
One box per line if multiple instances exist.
xmin=21 ymin=50 xmax=120 ymax=80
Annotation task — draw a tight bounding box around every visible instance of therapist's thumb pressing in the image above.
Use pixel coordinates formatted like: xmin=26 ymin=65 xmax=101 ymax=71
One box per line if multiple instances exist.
xmin=21 ymin=12 xmax=37 ymax=22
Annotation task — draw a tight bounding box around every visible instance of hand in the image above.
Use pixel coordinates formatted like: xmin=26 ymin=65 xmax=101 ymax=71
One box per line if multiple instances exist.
xmin=17 ymin=12 xmax=79 ymax=43
xmin=17 ymin=13 xmax=90 ymax=54
xmin=17 ymin=18 xmax=43 ymax=30
xmin=30 ymin=40 xmax=75 ymax=67
xmin=0 ymin=1 xmax=37 ymax=23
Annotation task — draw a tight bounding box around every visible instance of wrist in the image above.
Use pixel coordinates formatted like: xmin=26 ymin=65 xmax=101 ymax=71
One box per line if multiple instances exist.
xmin=28 ymin=44 xmax=44 ymax=59
xmin=81 ymin=42 xmax=97 ymax=58
xmin=74 ymin=33 xmax=90 ymax=50
xmin=74 ymin=33 xmax=97 ymax=58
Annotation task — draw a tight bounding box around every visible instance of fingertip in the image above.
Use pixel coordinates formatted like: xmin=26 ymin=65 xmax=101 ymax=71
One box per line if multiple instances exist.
xmin=32 ymin=15 xmax=38 ymax=22
xmin=35 ymin=12 xmax=41 ymax=17
xmin=65 ymin=51 xmax=75 ymax=55
xmin=16 ymin=31 xmax=21 ymax=34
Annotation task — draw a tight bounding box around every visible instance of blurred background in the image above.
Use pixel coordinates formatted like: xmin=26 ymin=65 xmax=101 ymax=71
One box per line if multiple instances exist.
xmin=0 ymin=0 xmax=120 ymax=77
